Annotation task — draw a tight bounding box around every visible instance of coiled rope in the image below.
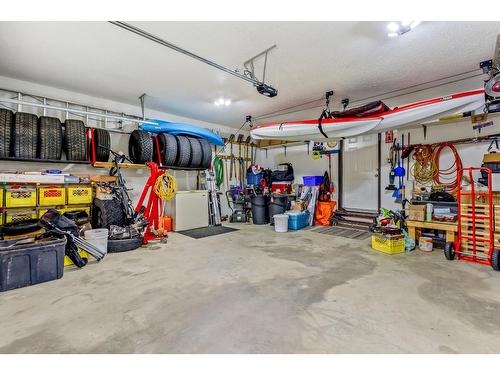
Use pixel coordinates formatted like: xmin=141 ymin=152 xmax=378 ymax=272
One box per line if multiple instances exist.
xmin=411 ymin=144 xmax=437 ymax=185
xmin=410 ymin=142 xmax=462 ymax=196
xmin=154 ymin=171 xmax=177 ymax=201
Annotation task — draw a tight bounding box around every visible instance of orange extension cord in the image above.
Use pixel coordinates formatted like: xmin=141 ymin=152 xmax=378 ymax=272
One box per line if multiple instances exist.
xmin=433 ymin=143 xmax=463 ymax=196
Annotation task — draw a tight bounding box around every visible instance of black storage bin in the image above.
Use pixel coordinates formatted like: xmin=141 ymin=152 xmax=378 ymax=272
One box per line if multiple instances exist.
xmin=0 ymin=238 xmax=65 ymax=292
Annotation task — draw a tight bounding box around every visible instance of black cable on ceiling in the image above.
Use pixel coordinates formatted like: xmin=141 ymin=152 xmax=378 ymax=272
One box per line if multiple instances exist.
xmin=253 ymin=69 xmax=485 ymax=121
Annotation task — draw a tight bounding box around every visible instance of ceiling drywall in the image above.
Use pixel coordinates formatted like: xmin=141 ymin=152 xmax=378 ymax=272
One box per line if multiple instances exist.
xmin=0 ymin=21 xmax=499 ymax=128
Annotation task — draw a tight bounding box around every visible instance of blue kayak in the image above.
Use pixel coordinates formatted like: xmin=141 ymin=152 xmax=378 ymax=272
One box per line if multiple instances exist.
xmin=140 ymin=119 xmax=224 ymax=146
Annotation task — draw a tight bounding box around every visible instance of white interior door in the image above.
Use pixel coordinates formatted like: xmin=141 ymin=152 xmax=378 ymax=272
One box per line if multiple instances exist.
xmin=342 ymin=134 xmax=379 ymax=212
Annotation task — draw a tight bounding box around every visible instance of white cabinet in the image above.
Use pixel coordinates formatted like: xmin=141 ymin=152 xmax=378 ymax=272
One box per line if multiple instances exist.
xmin=166 ymin=190 xmax=208 ymax=231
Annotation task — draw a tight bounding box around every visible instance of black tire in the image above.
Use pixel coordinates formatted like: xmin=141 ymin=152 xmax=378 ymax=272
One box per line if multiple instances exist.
xmin=0 ymin=219 xmax=40 ymax=236
xmin=93 ymin=128 xmax=111 ymax=162
xmin=444 ymin=241 xmax=456 ymax=261
xmin=175 ymin=135 xmax=192 ymax=168
xmin=13 ymin=112 xmax=38 ymax=159
xmin=128 ymin=129 xmax=153 ymax=164
xmin=92 ymin=198 xmax=126 ymax=229
xmin=107 ymin=236 xmax=144 ymax=253
xmin=64 ymin=119 xmax=87 ymax=161
xmin=492 ymin=250 xmax=500 ymax=271
xmin=38 ymin=116 xmax=63 ymax=160
xmin=187 ymin=136 xmax=202 ymax=168
xmin=157 ymin=133 xmax=178 ymax=166
xmin=0 ymin=108 xmax=14 ymax=158
xmin=198 ymin=138 xmax=212 ymax=169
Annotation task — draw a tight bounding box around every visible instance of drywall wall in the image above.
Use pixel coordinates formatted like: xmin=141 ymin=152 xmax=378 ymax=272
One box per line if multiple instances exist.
xmin=0 ymin=76 xmax=245 ymax=218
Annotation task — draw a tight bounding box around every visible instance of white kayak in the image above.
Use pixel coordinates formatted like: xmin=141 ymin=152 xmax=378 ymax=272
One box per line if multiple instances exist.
xmin=250 ymin=89 xmax=486 ymax=141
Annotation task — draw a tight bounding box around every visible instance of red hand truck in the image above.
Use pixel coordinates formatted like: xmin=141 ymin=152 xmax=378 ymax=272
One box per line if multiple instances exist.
xmin=445 ymin=167 xmax=500 ymax=270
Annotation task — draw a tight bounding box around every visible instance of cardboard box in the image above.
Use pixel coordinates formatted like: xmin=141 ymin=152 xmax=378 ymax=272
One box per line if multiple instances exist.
xmin=408 ymin=204 xmax=426 ymax=221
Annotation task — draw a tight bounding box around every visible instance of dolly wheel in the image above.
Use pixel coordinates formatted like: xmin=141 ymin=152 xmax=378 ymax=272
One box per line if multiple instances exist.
xmin=444 ymin=242 xmax=456 ymax=261
xmin=492 ymin=250 xmax=500 ymax=271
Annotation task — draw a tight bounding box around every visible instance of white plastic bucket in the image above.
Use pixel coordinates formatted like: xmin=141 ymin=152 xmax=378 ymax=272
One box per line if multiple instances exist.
xmin=274 ymin=214 xmax=289 ymax=233
xmin=419 ymin=236 xmax=433 ymax=252
xmin=84 ymin=229 xmax=109 ymax=254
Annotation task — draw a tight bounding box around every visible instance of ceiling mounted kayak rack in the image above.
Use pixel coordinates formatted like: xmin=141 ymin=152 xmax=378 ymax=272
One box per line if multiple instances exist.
xmin=109 ymin=21 xmax=278 ymax=98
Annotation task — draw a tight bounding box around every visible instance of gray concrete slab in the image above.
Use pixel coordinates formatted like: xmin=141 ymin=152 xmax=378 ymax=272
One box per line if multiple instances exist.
xmin=1 ymin=223 xmax=499 ymax=353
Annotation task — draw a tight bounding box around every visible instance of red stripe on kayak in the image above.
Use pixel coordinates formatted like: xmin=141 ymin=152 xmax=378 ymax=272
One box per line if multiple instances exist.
xmin=251 ymin=89 xmax=484 ymax=131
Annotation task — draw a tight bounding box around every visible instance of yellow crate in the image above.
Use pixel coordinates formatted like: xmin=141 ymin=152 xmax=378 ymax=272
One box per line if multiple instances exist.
xmin=64 ymin=250 xmax=89 ymax=267
xmin=371 ymin=234 xmax=405 ymax=255
xmin=5 ymin=209 xmax=37 ymax=223
xmin=63 ymin=205 xmax=91 ymax=217
xmin=5 ymin=187 xmax=37 ymax=208
xmin=38 ymin=186 xmax=66 ymax=206
xmin=0 ymin=188 xmax=4 ymax=207
xmin=67 ymin=185 xmax=93 ymax=205
xmin=0 ymin=210 xmax=3 ymax=226
xmin=38 ymin=207 xmax=64 ymax=218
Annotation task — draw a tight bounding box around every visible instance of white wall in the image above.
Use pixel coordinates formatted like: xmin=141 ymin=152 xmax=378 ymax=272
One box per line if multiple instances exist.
xmin=0 ymin=76 xmax=244 ymax=210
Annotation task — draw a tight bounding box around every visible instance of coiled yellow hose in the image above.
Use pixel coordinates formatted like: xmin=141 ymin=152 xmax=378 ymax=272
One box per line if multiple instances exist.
xmin=154 ymin=171 xmax=177 ymax=201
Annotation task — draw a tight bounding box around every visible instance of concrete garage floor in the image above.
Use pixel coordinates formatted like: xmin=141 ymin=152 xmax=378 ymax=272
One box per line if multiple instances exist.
xmin=1 ymin=224 xmax=500 ymax=354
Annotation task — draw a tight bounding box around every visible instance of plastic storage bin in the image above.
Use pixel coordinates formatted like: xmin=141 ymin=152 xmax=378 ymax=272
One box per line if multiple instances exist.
xmin=5 ymin=186 xmax=37 ymax=208
xmin=67 ymin=185 xmax=93 ymax=205
xmin=303 ymin=176 xmax=323 ymax=186
xmin=5 ymin=209 xmax=37 ymax=223
xmin=38 ymin=186 xmax=66 ymax=206
xmin=38 ymin=207 xmax=64 ymax=218
xmin=63 ymin=205 xmax=91 ymax=217
xmin=371 ymin=234 xmax=405 ymax=255
xmin=288 ymin=211 xmax=310 ymax=230
xmin=0 ymin=237 xmax=65 ymax=292
xmin=246 ymin=172 xmax=263 ymax=186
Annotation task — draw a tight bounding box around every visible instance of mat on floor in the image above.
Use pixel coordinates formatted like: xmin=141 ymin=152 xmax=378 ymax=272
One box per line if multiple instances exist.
xmin=177 ymin=226 xmax=239 ymax=239
xmin=311 ymin=226 xmax=372 ymax=240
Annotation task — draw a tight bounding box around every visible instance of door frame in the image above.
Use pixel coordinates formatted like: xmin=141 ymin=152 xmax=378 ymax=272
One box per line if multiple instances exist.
xmin=338 ymin=133 xmax=382 ymax=213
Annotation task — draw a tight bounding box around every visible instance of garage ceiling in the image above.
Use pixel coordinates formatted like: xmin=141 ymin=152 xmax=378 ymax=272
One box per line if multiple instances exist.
xmin=0 ymin=21 xmax=499 ymax=128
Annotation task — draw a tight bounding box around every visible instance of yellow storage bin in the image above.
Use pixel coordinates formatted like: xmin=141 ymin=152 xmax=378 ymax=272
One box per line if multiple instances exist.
xmin=64 ymin=250 xmax=89 ymax=267
xmin=5 ymin=186 xmax=37 ymax=208
xmin=63 ymin=205 xmax=91 ymax=217
xmin=0 ymin=187 xmax=4 ymax=207
xmin=371 ymin=234 xmax=405 ymax=255
xmin=67 ymin=185 xmax=93 ymax=205
xmin=5 ymin=209 xmax=37 ymax=223
xmin=38 ymin=186 xmax=66 ymax=206
xmin=0 ymin=210 xmax=3 ymax=226
xmin=38 ymin=207 xmax=64 ymax=218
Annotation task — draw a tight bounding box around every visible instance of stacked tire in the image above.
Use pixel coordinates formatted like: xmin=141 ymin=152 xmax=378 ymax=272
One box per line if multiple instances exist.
xmin=0 ymin=108 xmax=94 ymax=162
xmin=148 ymin=133 xmax=212 ymax=169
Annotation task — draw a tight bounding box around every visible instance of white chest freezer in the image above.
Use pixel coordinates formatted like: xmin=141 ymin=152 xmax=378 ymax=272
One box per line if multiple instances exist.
xmin=166 ymin=190 xmax=209 ymax=231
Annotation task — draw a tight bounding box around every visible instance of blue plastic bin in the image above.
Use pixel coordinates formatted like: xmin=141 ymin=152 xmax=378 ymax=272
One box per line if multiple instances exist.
xmin=247 ymin=172 xmax=263 ymax=186
xmin=288 ymin=211 xmax=310 ymax=230
xmin=303 ymin=176 xmax=323 ymax=186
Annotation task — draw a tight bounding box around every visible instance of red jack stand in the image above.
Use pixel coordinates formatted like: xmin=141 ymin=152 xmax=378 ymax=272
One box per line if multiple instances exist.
xmin=135 ymin=162 xmax=168 ymax=244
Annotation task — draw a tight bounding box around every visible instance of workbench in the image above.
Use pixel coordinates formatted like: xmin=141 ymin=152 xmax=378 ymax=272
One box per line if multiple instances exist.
xmin=406 ymin=220 xmax=458 ymax=243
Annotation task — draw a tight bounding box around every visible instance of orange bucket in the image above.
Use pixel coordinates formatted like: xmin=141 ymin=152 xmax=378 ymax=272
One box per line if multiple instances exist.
xmin=163 ymin=217 xmax=172 ymax=232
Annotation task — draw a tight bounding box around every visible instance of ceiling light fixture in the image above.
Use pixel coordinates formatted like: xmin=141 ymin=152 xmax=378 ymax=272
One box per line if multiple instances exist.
xmin=214 ymin=98 xmax=232 ymax=107
xmin=387 ymin=21 xmax=421 ymax=37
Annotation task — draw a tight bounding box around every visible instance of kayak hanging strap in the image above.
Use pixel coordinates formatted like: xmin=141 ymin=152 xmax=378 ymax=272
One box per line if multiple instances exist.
xmin=318 ymin=109 xmax=329 ymax=138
